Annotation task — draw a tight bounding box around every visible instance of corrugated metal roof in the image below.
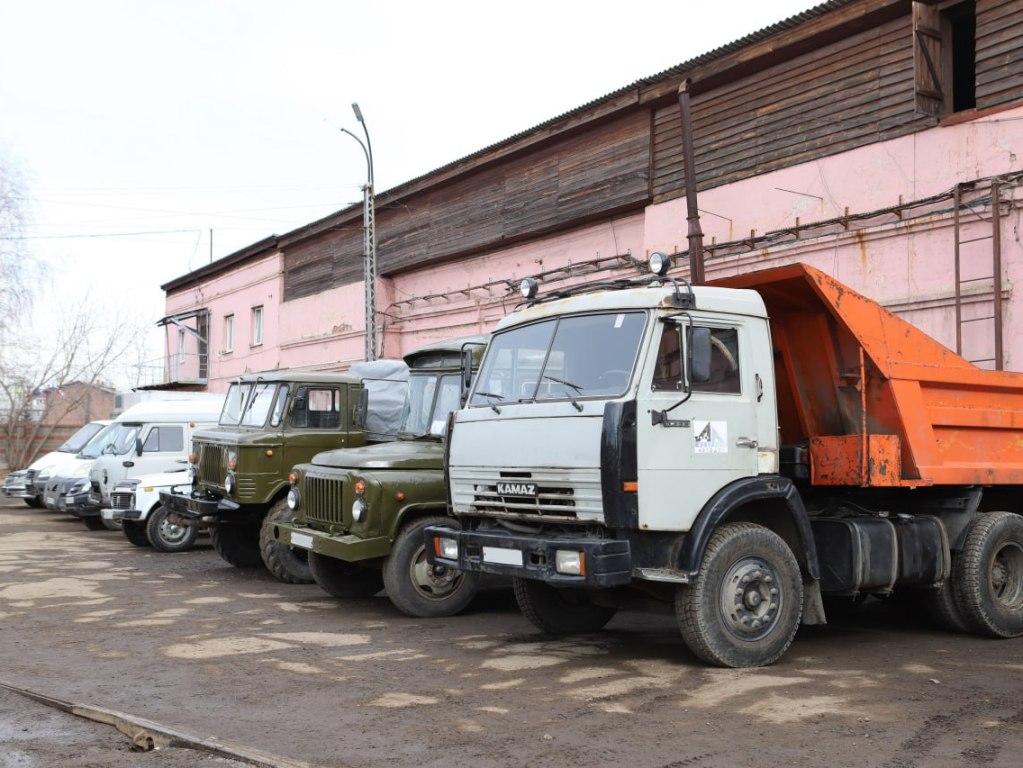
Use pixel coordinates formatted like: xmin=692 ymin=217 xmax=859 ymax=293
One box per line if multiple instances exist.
xmin=163 ymin=0 xmax=859 ymax=292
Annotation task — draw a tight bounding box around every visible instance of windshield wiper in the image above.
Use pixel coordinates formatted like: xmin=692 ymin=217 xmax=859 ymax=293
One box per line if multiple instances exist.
xmin=541 ymin=374 xmax=584 ymax=412
xmin=474 ymin=390 xmax=504 ymax=414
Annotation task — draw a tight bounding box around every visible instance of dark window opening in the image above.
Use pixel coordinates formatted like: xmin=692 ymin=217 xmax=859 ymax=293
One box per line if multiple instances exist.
xmin=946 ymin=1 xmax=976 ymax=112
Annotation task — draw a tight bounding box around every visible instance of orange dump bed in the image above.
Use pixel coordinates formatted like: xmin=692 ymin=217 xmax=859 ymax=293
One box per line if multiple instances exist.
xmin=713 ymin=263 xmax=1023 ymax=487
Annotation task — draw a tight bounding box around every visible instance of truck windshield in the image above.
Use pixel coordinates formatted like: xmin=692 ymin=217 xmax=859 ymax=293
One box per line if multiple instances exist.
xmin=470 ymin=312 xmax=646 ymax=406
xmin=400 ymin=373 xmax=461 ymax=437
xmin=241 ymin=383 xmax=279 ymax=427
xmin=219 ymin=383 xmax=252 ymax=425
xmin=57 ymin=422 xmax=104 ymax=453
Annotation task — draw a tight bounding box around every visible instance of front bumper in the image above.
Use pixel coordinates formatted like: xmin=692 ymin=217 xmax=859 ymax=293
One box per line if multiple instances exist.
xmin=274 ymin=520 xmax=391 ymax=562
xmin=423 ymin=525 xmax=632 ymax=588
xmin=61 ymin=492 xmax=101 ymax=517
xmin=159 ymin=489 xmax=240 ymax=527
xmin=102 ymin=507 xmax=142 ymax=522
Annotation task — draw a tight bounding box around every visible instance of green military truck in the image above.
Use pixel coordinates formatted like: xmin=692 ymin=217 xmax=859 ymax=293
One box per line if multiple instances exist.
xmin=272 ymin=336 xmax=487 ymax=617
xmin=161 ymin=371 xmax=381 ymax=583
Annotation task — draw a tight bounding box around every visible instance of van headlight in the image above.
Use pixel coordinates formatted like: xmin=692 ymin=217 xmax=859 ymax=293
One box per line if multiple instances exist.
xmin=287 ymin=487 xmax=300 ymax=510
xmin=69 ymin=478 xmax=91 ymax=496
xmin=224 ymin=473 xmax=235 ymax=495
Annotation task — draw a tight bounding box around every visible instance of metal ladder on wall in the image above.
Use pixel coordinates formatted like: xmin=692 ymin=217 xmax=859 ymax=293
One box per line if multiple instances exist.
xmin=953 ymin=179 xmax=1005 ymax=370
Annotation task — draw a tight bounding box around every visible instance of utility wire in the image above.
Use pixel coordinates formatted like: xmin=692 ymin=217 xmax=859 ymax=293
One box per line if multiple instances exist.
xmin=0 ymin=228 xmax=201 ymax=240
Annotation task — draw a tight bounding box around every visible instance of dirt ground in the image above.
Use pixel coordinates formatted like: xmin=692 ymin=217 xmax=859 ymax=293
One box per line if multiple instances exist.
xmin=0 ymin=498 xmax=1021 ymax=768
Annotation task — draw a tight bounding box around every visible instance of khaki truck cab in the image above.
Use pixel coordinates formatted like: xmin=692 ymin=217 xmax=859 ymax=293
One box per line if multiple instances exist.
xmin=428 ymin=259 xmax=1023 ymax=667
xmin=161 ymin=372 xmax=370 ymax=583
xmin=273 ymin=336 xmax=487 ymax=617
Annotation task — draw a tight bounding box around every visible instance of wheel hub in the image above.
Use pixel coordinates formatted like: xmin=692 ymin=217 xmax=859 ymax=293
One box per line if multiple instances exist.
xmin=990 ymin=542 xmax=1023 ymax=609
xmin=409 ymin=544 xmax=462 ymax=600
xmin=720 ymin=558 xmax=782 ymax=641
xmin=160 ymin=519 xmax=187 ymax=544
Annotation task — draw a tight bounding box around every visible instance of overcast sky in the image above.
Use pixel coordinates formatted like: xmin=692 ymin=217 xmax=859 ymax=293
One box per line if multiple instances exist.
xmin=0 ymin=0 xmax=813 ymax=385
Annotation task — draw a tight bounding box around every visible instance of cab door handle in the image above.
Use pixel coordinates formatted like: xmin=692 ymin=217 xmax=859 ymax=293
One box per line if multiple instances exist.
xmin=736 ymin=437 xmax=758 ymax=449
xmin=122 ymin=461 xmax=135 ymax=468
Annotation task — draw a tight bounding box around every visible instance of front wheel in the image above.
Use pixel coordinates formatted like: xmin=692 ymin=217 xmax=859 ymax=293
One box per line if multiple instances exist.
xmin=24 ymin=496 xmax=43 ymax=509
xmin=146 ymin=505 xmax=199 ymax=553
xmin=309 ymin=551 xmax=383 ymax=598
xmin=954 ymin=512 xmax=1023 ymax=638
xmin=210 ymin=523 xmax=262 ymax=568
xmin=676 ymin=522 xmax=803 ymax=668
xmin=259 ymin=500 xmax=312 ymax=584
xmin=82 ymin=516 xmax=106 ymax=531
xmin=383 ymin=516 xmax=480 ymax=618
xmin=513 ymin=578 xmax=617 ymax=635
xmin=122 ymin=520 xmax=150 ymax=547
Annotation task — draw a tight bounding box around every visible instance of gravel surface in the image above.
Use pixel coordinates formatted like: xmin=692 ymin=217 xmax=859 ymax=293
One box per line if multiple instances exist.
xmin=0 ymin=498 xmax=1021 ymax=767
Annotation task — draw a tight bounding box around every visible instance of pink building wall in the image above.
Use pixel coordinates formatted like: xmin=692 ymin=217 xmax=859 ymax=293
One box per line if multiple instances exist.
xmin=165 ymin=105 xmax=1023 ymax=391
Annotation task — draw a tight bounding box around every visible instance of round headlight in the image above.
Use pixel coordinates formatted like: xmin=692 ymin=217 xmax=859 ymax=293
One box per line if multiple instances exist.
xmin=287 ymin=487 xmax=300 ymax=510
xmin=649 ymin=251 xmax=672 ymax=277
xmin=519 ymin=278 xmax=539 ymax=300
xmin=227 ymin=451 xmax=238 ymax=471
xmin=186 ymin=466 xmax=197 ymax=484
xmin=224 ymin=473 xmax=235 ymax=495
xmin=352 ymin=497 xmax=366 ymax=522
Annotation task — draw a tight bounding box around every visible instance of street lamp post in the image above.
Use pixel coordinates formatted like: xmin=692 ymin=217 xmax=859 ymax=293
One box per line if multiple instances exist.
xmin=340 ymin=102 xmax=377 ymax=361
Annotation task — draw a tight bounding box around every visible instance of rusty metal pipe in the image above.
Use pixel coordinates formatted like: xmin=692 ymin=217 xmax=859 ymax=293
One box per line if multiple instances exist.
xmin=677 ymin=79 xmax=705 ymax=284
xmin=992 ymin=180 xmax=1003 ymax=371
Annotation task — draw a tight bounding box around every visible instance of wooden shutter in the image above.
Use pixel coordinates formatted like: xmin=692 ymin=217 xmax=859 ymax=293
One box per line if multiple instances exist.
xmin=913 ymin=1 xmax=947 ymax=116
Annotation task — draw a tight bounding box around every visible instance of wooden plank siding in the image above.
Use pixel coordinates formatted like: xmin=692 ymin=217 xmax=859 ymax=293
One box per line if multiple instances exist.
xmin=652 ymin=13 xmax=931 ymax=202
xmin=280 ymin=1 xmax=1019 ymax=301
xmin=975 ymin=0 xmax=1023 ymax=108
xmin=285 ymin=110 xmax=650 ymax=300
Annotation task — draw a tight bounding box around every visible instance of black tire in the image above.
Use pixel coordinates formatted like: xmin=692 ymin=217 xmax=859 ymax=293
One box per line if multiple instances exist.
xmin=210 ymin=523 xmax=263 ymax=568
xmin=259 ymin=500 xmax=313 ymax=584
xmin=513 ymin=578 xmax=617 ymax=635
xmin=676 ymin=522 xmax=803 ymax=668
xmin=308 ymin=551 xmax=383 ymax=598
xmin=917 ymin=577 xmax=970 ymax=634
xmin=82 ymin=516 xmax=106 ymax=531
xmin=102 ymin=517 xmax=122 ymax=531
xmin=146 ymin=505 xmax=199 ymax=553
xmin=122 ymin=520 xmax=150 ymax=547
xmin=383 ymin=516 xmax=480 ymax=618
xmin=954 ymin=512 xmax=1023 ymax=638
xmin=24 ymin=496 xmax=43 ymax=509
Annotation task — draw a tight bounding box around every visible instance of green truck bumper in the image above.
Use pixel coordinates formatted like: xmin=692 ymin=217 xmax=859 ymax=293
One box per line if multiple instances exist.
xmin=274 ymin=520 xmax=391 ymax=562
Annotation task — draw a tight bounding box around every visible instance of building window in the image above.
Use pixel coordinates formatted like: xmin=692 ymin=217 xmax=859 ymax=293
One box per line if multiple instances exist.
xmin=913 ymin=0 xmax=975 ymax=116
xmin=251 ymin=306 xmax=263 ymax=346
xmin=223 ymin=314 xmax=234 ymax=353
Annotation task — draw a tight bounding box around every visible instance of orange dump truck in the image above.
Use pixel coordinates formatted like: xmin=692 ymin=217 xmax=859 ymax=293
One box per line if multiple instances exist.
xmin=429 ymin=259 xmax=1023 ymax=667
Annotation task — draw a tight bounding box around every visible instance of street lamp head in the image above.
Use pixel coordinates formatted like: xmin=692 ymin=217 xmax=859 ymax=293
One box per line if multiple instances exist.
xmin=352 ymin=102 xmax=364 ymax=123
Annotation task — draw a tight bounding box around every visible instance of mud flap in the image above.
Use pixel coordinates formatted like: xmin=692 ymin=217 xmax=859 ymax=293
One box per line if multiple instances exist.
xmin=802 ymin=579 xmax=827 ymax=625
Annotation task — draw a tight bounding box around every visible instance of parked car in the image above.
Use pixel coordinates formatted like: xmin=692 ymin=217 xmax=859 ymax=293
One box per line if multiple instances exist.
xmin=160 ymin=371 xmax=401 ymax=583
xmin=2 ymin=420 xmax=110 ymax=507
xmin=56 ymin=398 xmax=224 ymax=530
xmin=102 ymin=469 xmax=199 ymax=551
xmin=273 ymin=336 xmax=488 ymax=617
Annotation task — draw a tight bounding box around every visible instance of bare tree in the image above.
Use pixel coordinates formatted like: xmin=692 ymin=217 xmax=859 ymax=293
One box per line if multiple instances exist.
xmin=0 ymin=156 xmax=35 ymax=345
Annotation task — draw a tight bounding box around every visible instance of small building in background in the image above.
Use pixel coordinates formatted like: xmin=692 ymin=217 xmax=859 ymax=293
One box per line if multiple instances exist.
xmin=154 ymin=0 xmax=1023 ymax=392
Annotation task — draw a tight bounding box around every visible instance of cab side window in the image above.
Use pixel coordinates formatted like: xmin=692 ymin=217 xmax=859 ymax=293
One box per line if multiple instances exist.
xmin=289 ymin=387 xmax=341 ymax=429
xmin=652 ymin=325 xmax=741 ymax=394
xmin=142 ymin=426 xmax=184 ymax=453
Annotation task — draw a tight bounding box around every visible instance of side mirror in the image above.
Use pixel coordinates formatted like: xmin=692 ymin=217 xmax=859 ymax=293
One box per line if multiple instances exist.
xmin=688 ymin=326 xmax=712 ymax=385
xmin=460 ymin=347 xmax=474 ymax=407
xmin=353 ymin=388 xmax=369 ymax=430
xmin=135 ymin=437 xmax=144 ymax=457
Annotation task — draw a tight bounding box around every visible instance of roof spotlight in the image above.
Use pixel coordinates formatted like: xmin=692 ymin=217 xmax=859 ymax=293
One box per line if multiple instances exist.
xmin=649 ymin=252 xmax=672 ymax=277
xmin=519 ymin=278 xmax=539 ymax=300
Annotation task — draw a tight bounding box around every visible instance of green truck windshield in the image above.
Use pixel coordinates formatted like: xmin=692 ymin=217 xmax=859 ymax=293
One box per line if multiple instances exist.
xmin=400 ymin=373 xmax=460 ymax=436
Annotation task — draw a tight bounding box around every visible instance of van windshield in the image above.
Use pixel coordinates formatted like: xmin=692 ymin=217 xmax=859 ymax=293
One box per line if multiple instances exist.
xmin=470 ymin=312 xmax=646 ymax=406
xmin=58 ymin=422 xmax=104 ymax=453
xmin=241 ymin=383 xmax=280 ymax=427
xmin=400 ymin=373 xmax=461 ymax=437
xmin=220 ymin=384 xmax=251 ymax=425
xmin=81 ymin=423 xmax=140 ymax=458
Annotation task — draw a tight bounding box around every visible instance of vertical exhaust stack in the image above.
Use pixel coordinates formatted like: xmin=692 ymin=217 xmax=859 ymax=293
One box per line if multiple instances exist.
xmin=677 ymin=78 xmax=705 ymax=284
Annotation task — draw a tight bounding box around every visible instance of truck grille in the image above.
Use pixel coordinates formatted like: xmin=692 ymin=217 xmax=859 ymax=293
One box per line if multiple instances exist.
xmin=110 ymin=491 xmax=134 ymax=510
xmin=198 ymin=443 xmax=227 ymax=485
xmin=450 ymin=467 xmax=603 ymax=523
xmin=303 ymin=474 xmax=345 ymax=525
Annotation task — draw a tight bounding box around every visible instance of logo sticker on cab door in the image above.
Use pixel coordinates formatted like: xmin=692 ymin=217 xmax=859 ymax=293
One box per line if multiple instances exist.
xmin=693 ymin=420 xmax=728 ymax=454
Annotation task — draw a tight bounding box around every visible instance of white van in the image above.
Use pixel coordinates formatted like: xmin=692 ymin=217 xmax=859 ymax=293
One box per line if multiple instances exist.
xmin=58 ymin=398 xmax=223 ymax=529
xmin=2 ymin=420 xmax=110 ymax=507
